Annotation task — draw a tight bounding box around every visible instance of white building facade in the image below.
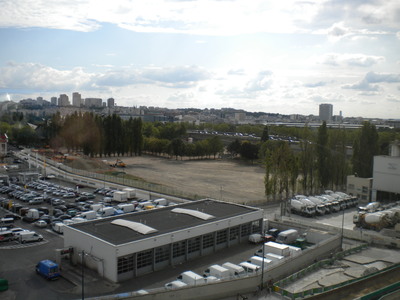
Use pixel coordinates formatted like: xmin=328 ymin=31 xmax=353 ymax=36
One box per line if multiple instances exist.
xmin=63 ymin=199 xmax=264 ymax=282
xmin=372 ymin=141 xmax=400 ymax=202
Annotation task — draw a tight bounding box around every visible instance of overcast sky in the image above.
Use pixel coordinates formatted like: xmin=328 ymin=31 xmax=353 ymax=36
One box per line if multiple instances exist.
xmin=0 ymin=0 xmax=399 ymax=119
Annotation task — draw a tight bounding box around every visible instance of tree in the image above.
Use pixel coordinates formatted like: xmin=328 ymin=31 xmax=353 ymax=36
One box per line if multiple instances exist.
xmin=240 ymin=141 xmax=259 ymax=162
xmin=207 ymin=136 xmax=224 ymax=159
xmin=352 ymin=121 xmax=379 ymax=177
xmin=316 ymin=122 xmax=330 ymax=190
xmin=298 ymin=126 xmax=316 ymax=195
xmin=227 ymin=139 xmax=241 ymax=157
xmin=261 ymin=125 xmax=269 ymax=142
xmin=170 ymin=138 xmax=186 ymax=159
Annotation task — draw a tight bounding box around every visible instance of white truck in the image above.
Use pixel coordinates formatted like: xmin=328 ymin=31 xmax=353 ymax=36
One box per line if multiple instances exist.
xmin=113 ymin=191 xmax=128 ymax=203
xmin=221 ymin=262 xmax=246 ymax=278
xmin=77 ymin=210 xmax=97 ymax=220
xmin=177 ymin=271 xmax=205 ymax=286
xmin=52 ymin=222 xmax=65 ymax=234
xmin=239 ymin=262 xmax=260 ymax=274
xmin=153 ymin=198 xmax=168 ymax=206
xmin=248 ymin=256 xmax=271 ymax=269
xmin=122 ymin=188 xmax=136 ymax=199
xmin=117 ymin=203 xmax=135 ymax=213
xmin=308 ymin=196 xmax=330 ymax=214
xmin=98 ymin=207 xmax=114 ymax=217
xmin=299 ymin=198 xmax=326 ymax=215
xmin=275 ymin=229 xmax=299 ymax=244
xmin=263 ymin=241 xmax=290 ymax=257
xmin=203 ymin=264 xmax=230 ymax=280
xmin=290 ymin=199 xmax=315 ymax=217
xmin=22 ymin=209 xmax=40 ymax=223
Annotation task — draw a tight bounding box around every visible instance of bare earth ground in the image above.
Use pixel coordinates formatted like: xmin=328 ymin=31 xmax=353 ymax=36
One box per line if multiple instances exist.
xmin=71 ymin=155 xmax=268 ymax=205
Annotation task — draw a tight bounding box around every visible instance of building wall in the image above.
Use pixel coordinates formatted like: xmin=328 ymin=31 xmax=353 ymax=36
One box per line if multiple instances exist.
xmin=319 ymin=103 xmax=333 ymax=122
xmin=346 ymin=175 xmax=372 ymax=203
xmin=64 ymin=226 xmax=119 ymax=282
xmin=63 ymin=209 xmax=263 ymax=283
xmin=372 ymin=156 xmax=400 ymax=200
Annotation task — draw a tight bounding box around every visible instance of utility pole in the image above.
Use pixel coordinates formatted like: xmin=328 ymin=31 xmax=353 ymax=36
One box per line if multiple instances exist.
xmin=81 ymin=250 xmax=85 ymax=300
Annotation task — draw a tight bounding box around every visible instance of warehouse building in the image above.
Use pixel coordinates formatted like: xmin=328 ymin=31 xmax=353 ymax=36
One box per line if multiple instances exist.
xmin=63 ymin=199 xmax=264 ymax=282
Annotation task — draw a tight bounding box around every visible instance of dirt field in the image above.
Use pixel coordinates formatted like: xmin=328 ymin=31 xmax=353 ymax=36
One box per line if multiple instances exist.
xmin=89 ymin=155 xmax=268 ymax=205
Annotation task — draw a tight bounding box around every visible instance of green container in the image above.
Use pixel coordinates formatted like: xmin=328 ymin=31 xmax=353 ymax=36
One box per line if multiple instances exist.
xmin=0 ymin=278 xmax=8 ymax=291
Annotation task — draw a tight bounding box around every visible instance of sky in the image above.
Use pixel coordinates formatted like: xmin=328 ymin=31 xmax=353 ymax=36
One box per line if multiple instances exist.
xmin=0 ymin=0 xmax=399 ymax=119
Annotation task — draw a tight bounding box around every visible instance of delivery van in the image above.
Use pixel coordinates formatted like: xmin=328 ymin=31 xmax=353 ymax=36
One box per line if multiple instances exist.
xmin=203 ymin=264 xmax=230 ymax=279
xmin=275 ymin=229 xmax=299 ymax=244
xmin=239 ymin=262 xmax=260 ymax=274
xmin=19 ymin=231 xmax=43 ymax=243
xmin=222 ymin=262 xmax=246 ymax=278
xmin=165 ymin=280 xmax=188 ymax=290
xmin=36 ymin=260 xmax=60 ymax=280
xmin=177 ymin=271 xmax=205 ymax=286
xmin=248 ymin=256 xmax=272 ymax=269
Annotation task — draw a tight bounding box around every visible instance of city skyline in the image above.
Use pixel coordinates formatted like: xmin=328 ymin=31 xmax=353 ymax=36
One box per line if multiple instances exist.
xmin=0 ymin=1 xmax=399 ymax=119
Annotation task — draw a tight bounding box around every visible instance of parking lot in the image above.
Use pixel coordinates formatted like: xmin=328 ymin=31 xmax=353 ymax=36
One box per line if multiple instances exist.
xmin=0 ymin=156 xmax=396 ymax=300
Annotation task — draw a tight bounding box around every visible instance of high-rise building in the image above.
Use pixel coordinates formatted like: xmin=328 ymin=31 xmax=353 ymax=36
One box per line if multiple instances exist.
xmin=72 ymin=92 xmax=82 ymax=107
xmin=58 ymin=94 xmax=70 ymax=106
xmin=51 ymin=97 xmax=57 ymax=105
xmin=84 ymin=98 xmax=103 ymax=108
xmin=319 ymin=103 xmax=333 ymax=122
xmin=107 ymin=98 xmax=115 ymax=108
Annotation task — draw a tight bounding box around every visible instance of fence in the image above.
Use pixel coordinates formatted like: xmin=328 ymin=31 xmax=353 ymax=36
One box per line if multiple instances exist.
xmin=31 ymin=153 xmax=206 ymax=201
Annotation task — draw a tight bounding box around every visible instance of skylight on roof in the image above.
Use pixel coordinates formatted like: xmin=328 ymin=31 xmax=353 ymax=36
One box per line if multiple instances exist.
xmin=111 ymin=219 xmax=157 ymax=235
xmin=171 ymin=208 xmax=215 ymax=220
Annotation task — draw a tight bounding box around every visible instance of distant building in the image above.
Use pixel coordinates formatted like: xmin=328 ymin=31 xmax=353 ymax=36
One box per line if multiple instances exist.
xmin=72 ymin=92 xmax=82 ymax=107
xmin=58 ymin=94 xmax=70 ymax=107
xmin=84 ymin=98 xmax=103 ymax=108
xmin=234 ymin=112 xmax=246 ymax=122
xmin=51 ymin=97 xmax=57 ymax=105
xmin=107 ymin=98 xmax=115 ymax=108
xmin=319 ymin=103 xmax=333 ymax=122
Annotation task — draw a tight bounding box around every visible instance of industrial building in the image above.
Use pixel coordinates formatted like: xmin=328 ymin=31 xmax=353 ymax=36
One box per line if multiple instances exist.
xmin=63 ymin=199 xmax=264 ymax=282
xmin=372 ymin=141 xmax=400 ymax=201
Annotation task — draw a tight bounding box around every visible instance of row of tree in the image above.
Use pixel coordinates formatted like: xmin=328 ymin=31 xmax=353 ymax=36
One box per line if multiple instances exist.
xmin=42 ymin=112 xmax=144 ymax=157
xmin=258 ymin=121 xmax=386 ymax=201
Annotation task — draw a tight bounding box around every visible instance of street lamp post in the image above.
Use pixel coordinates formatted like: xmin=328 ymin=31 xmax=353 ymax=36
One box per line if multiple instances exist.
xmin=340 ymin=207 xmax=345 ymax=251
xmin=260 ymin=234 xmax=265 ymax=290
xmin=81 ymin=250 xmax=85 ymax=300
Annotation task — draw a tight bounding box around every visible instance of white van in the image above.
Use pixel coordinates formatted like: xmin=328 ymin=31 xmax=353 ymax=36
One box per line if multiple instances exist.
xmin=165 ymin=280 xmax=188 ymax=290
xmin=248 ymin=256 xmax=272 ymax=269
xmin=177 ymin=271 xmax=205 ymax=286
xmin=203 ymin=264 xmax=230 ymax=279
xmin=239 ymin=262 xmax=261 ymax=274
xmin=222 ymin=262 xmax=246 ymax=278
xmin=19 ymin=231 xmax=43 ymax=243
xmin=52 ymin=222 xmax=65 ymax=234
xmin=275 ymin=229 xmax=299 ymax=244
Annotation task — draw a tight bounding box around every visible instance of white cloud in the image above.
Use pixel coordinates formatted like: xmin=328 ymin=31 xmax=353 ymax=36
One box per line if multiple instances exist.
xmin=0 ymin=62 xmax=94 ymax=91
xmin=318 ymin=53 xmax=385 ymax=67
xmin=0 ymin=62 xmax=211 ymax=92
xmin=342 ymin=71 xmax=400 ymax=91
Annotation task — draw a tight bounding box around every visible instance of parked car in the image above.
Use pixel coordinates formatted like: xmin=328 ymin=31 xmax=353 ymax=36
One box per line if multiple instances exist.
xmin=34 ymin=220 xmax=48 ymax=228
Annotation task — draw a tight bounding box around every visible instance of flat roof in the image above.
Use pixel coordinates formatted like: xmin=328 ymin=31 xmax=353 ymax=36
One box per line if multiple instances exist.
xmin=69 ymin=199 xmax=260 ymax=246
